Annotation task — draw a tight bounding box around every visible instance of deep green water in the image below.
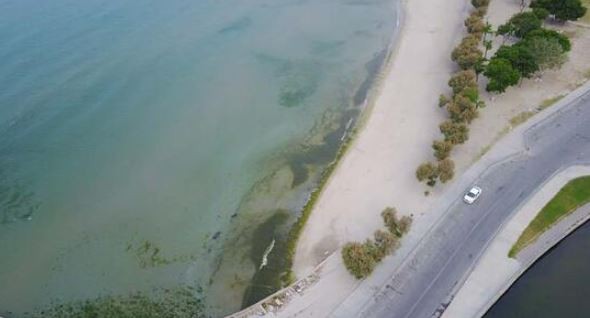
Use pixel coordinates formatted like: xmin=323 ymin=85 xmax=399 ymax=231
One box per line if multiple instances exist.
xmin=0 ymin=0 xmax=397 ymax=316
xmin=485 ymin=220 xmax=590 ymax=318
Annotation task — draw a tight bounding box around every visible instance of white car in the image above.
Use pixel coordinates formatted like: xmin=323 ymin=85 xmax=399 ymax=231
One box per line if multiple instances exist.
xmin=463 ymin=186 xmax=482 ymax=204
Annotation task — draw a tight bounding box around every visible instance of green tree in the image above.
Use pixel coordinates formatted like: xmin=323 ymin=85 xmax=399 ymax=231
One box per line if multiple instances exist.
xmin=448 ymin=70 xmax=477 ymax=94
xmin=432 ymin=140 xmax=453 ymax=160
xmin=531 ymin=0 xmax=587 ymax=21
xmin=497 ymin=22 xmax=515 ymax=37
xmin=532 ymin=7 xmax=551 ymax=19
xmin=437 ymin=159 xmax=456 ymax=183
xmin=524 ymin=36 xmax=567 ymax=70
xmin=525 ymin=28 xmax=571 ymax=51
xmin=498 ymin=12 xmax=542 ymax=38
xmin=494 ymin=44 xmax=539 ymax=78
xmin=484 ymin=58 xmax=521 ymax=93
xmin=440 ymin=120 xmax=470 ymax=144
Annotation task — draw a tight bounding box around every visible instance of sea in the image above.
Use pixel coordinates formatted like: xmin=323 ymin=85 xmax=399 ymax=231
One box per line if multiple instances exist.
xmin=0 ymin=0 xmax=398 ymax=316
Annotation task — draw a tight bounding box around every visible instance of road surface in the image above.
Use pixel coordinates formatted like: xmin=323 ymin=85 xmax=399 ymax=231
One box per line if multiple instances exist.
xmin=359 ymin=87 xmax=590 ymax=318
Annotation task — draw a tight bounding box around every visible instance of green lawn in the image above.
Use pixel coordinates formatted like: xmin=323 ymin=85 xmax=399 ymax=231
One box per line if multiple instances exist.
xmin=509 ymin=176 xmax=590 ymax=258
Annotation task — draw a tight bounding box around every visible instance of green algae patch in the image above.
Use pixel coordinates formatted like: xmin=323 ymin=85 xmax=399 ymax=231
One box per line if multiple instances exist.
xmin=509 ymin=176 xmax=590 ymax=258
xmin=24 ymin=286 xmax=206 ymax=318
xmin=125 ymin=240 xmax=197 ymax=269
xmin=241 ymin=211 xmax=291 ymax=307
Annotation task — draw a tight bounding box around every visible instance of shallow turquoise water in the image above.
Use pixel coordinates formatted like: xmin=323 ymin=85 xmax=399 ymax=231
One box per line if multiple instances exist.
xmin=0 ymin=0 xmax=396 ymax=316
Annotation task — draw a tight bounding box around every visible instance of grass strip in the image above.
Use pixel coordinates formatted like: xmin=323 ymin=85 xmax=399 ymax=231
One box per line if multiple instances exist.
xmin=509 ymin=176 xmax=590 ymax=257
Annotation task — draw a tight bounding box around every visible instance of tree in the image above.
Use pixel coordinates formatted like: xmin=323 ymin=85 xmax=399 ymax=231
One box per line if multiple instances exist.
xmin=416 ymin=162 xmax=439 ymax=186
xmin=472 ymin=0 xmax=490 ymax=7
xmin=432 ymin=140 xmax=453 ymax=160
xmin=525 ymin=28 xmax=571 ymax=51
xmin=437 ymin=159 xmax=456 ymax=183
xmin=497 ymin=23 xmax=515 ymax=37
xmin=494 ymin=44 xmax=539 ymax=78
xmin=397 ymin=216 xmax=413 ymax=235
xmin=372 ymin=230 xmax=398 ymax=261
xmin=531 ymin=0 xmax=587 ymax=21
xmin=524 ymin=36 xmax=567 ymax=70
xmin=482 ymin=23 xmax=494 ymax=59
xmin=440 ymin=120 xmax=470 ymax=144
xmin=451 ymin=35 xmax=484 ymax=69
xmin=484 ymin=58 xmax=521 ymax=93
xmin=447 ymin=93 xmax=479 ymax=123
xmin=475 ymin=5 xmax=489 ymax=17
xmin=439 ymin=94 xmax=450 ymax=107
xmin=448 ymin=70 xmax=477 ymax=94
xmin=465 ymin=13 xmax=486 ymax=34
xmin=532 ymin=7 xmax=551 ymax=19
xmin=498 ymin=12 xmax=542 ymax=38
xmin=342 ymin=242 xmax=377 ymax=279
xmin=381 ymin=207 xmax=413 ymax=237
xmin=381 ymin=207 xmax=398 ymax=232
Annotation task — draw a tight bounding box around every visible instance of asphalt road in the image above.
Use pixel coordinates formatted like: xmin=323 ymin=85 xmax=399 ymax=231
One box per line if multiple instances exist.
xmin=360 ymin=88 xmax=590 ymax=318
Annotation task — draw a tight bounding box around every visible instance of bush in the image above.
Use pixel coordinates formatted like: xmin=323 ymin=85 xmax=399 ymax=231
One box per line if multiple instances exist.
xmin=471 ymin=0 xmax=490 ymax=7
xmin=437 ymin=159 xmax=456 ymax=183
xmin=447 ymin=94 xmax=479 ymax=123
xmin=474 ymin=6 xmax=489 ymax=17
xmin=373 ymin=230 xmax=399 ymax=260
xmin=439 ymin=94 xmax=450 ymax=107
xmin=451 ymin=35 xmax=484 ymax=70
xmin=342 ymin=242 xmax=377 ymax=279
xmin=397 ymin=216 xmax=413 ymax=236
xmin=448 ymin=70 xmax=477 ymax=95
xmin=381 ymin=207 xmax=413 ymax=237
xmin=465 ymin=13 xmax=486 ymax=34
xmin=440 ymin=120 xmax=470 ymax=144
xmin=432 ymin=140 xmax=453 ymax=160
xmin=416 ymin=162 xmax=439 ymax=186
xmin=342 ymin=208 xmax=413 ymax=279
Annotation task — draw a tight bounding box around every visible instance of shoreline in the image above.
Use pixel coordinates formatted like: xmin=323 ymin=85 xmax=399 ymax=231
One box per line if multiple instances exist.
xmin=284 ymin=0 xmax=404 ymax=277
xmin=227 ymin=0 xmax=405 ymax=313
xmin=228 ymin=0 xmax=474 ymax=315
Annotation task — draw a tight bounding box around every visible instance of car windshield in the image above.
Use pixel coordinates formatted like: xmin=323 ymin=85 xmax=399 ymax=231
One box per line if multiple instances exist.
xmin=467 ymin=192 xmax=476 ymax=198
